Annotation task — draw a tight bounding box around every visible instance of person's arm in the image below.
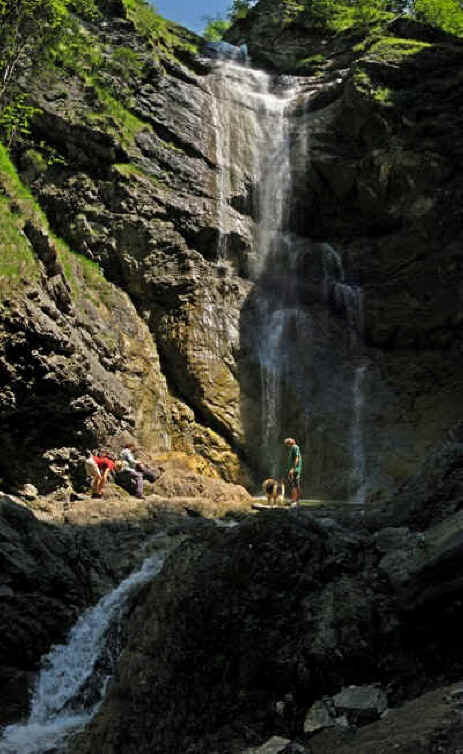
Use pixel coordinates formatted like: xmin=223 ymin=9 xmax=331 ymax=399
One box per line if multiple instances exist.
xmin=289 ymin=447 xmax=300 ymax=474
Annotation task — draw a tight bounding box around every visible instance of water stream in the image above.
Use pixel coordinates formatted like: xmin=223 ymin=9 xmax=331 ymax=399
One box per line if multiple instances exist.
xmin=209 ymin=59 xmax=368 ymax=499
xmin=0 ymin=547 xmax=166 ymax=754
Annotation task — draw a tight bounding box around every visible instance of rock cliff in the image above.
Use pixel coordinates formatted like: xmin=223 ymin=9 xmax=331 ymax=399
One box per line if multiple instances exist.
xmin=2 ymin=0 xmax=462 ymax=501
xmin=74 ymin=460 xmax=463 ymax=753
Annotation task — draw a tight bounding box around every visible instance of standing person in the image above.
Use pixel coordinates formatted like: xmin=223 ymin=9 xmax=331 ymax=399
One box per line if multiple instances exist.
xmin=284 ymin=437 xmax=302 ymax=504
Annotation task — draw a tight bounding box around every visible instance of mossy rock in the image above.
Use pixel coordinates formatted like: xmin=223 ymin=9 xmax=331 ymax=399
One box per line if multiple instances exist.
xmin=367 ymin=36 xmax=433 ymax=63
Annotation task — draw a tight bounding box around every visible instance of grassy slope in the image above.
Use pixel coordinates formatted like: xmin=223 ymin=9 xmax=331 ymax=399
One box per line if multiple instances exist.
xmin=0 ymin=0 xmax=201 ymax=300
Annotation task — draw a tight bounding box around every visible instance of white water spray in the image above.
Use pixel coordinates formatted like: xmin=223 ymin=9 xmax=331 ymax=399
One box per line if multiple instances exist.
xmin=209 ymin=59 xmax=368 ymax=496
xmin=0 ymin=549 xmax=165 ymax=754
xmin=350 ymin=364 xmax=367 ymax=504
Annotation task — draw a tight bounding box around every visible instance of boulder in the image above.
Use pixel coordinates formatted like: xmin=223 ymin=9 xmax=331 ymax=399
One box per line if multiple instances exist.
xmin=332 ymin=685 xmax=388 ymax=726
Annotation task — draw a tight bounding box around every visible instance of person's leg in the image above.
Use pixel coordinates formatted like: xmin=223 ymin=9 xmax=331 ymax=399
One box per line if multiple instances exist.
xmin=137 ymin=463 xmax=157 ymax=483
xmin=293 ymin=474 xmax=301 ymax=503
xmin=289 ymin=474 xmax=300 ymax=503
xmin=97 ymin=467 xmax=110 ymax=495
xmin=134 ymin=470 xmax=144 ymax=499
xmin=91 ymin=472 xmax=100 ymax=495
xmin=85 ymin=458 xmax=101 ymax=495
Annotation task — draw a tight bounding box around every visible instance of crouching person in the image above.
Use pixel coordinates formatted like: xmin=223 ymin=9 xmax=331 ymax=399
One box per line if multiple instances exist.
xmin=115 ymin=460 xmax=144 ymax=500
xmin=120 ymin=443 xmax=159 ymax=483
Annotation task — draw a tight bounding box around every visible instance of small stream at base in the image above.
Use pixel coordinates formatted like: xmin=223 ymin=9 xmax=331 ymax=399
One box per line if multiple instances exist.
xmin=0 ymin=544 xmax=166 ymax=754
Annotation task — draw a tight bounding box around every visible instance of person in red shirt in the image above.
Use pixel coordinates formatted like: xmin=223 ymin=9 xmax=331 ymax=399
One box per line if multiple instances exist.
xmin=85 ymin=451 xmax=116 ymax=498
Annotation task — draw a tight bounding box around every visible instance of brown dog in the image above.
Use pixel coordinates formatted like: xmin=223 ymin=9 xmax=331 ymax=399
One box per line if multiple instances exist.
xmin=262 ymin=478 xmax=285 ymax=505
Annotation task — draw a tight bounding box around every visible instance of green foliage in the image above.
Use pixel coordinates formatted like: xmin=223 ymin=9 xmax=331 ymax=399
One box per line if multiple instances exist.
xmin=228 ymin=0 xmax=256 ymax=22
xmin=303 ymin=0 xmax=463 ymax=35
xmin=109 ymin=46 xmax=144 ymax=79
xmin=203 ymin=16 xmax=232 ymax=41
xmin=0 ymin=141 xmax=110 ymax=302
xmin=0 ymin=0 xmax=100 ymax=103
xmin=86 ymin=82 xmax=148 ymax=145
xmin=414 ymin=0 xmax=463 ymax=35
xmin=0 ymin=143 xmax=41 ymax=288
xmin=47 ymin=22 xmax=104 ymax=74
xmin=368 ymin=35 xmax=433 ymax=60
xmin=293 ymin=52 xmax=326 ymax=73
xmin=123 ymin=0 xmax=198 ymax=56
xmin=202 ymin=0 xmax=255 ymax=37
xmin=0 ymin=94 xmax=39 ymax=148
xmin=307 ymin=0 xmax=393 ymax=31
xmin=0 ymin=0 xmax=101 ymax=148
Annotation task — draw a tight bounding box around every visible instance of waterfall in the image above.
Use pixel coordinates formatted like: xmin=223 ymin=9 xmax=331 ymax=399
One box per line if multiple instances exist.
xmin=208 ymin=62 xmax=305 ymax=478
xmin=0 ymin=547 xmax=166 ymax=754
xmin=208 ymin=59 xmax=369 ymax=499
xmin=350 ymin=364 xmax=367 ymax=504
xmin=321 ymin=242 xmax=364 ymax=346
xmin=319 ymin=243 xmax=367 ymax=501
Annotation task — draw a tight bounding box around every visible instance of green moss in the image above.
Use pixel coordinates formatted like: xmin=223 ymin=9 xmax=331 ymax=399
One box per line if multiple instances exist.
xmin=56 ymin=238 xmax=119 ymax=312
xmin=0 ymin=146 xmax=41 ymax=291
xmin=108 ymin=46 xmax=144 ymax=80
xmin=368 ymin=36 xmax=433 ymax=62
xmin=86 ymin=83 xmax=149 ymax=145
xmin=49 ymin=21 xmax=103 ymax=76
xmin=24 ymin=149 xmax=48 ymax=174
xmin=354 ymin=68 xmax=395 ymax=107
xmin=294 ymin=53 xmax=326 ymax=71
xmin=372 ymin=85 xmax=393 ymax=104
xmin=280 ymin=0 xmax=305 ymax=25
xmin=0 ymin=142 xmax=114 ymax=306
xmin=0 ymin=199 xmax=40 ymax=286
xmin=114 ymin=162 xmax=156 ymax=179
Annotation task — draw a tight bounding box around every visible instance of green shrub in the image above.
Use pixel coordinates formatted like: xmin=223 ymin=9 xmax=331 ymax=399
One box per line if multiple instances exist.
xmin=414 ymin=0 xmax=463 ymax=35
xmin=109 ymin=46 xmax=144 ymax=79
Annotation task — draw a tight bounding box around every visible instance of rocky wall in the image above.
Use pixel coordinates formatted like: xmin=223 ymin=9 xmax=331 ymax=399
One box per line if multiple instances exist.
xmin=3 ymin=3 xmax=463 ymax=499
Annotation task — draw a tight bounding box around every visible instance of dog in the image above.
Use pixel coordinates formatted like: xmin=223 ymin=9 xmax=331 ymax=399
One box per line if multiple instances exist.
xmin=262 ymin=478 xmax=285 ymax=505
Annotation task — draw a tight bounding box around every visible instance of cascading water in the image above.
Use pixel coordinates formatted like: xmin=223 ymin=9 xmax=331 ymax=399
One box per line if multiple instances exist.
xmin=350 ymin=364 xmax=367 ymax=504
xmin=209 ymin=61 xmax=307 ymax=476
xmin=0 ymin=547 xmax=166 ymax=754
xmin=209 ymin=59 xmax=369 ymax=500
xmin=320 ymin=242 xmax=368 ymax=501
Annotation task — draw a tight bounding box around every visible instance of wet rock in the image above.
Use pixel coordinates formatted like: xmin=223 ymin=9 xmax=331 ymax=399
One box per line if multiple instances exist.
xmin=332 ymin=685 xmax=388 ymax=726
xmin=303 ymin=699 xmax=336 ymax=734
xmin=373 ymin=527 xmax=410 ymax=553
xmin=279 ymin=744 xmax=312 ymax=754
xmin=244 ymin=737 xmax=291 ymax=754
xmin=308 ymin=681 xmax=463 ymax=754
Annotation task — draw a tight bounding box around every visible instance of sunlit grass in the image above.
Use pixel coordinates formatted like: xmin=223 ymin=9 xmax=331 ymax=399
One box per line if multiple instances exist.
xmin=0 ymin=142 xmax=113 ymax=303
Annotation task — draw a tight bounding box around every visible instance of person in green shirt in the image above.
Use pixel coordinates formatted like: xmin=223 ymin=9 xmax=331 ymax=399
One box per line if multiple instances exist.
xmin=284 ymin=437 xmax=302 ymax=504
